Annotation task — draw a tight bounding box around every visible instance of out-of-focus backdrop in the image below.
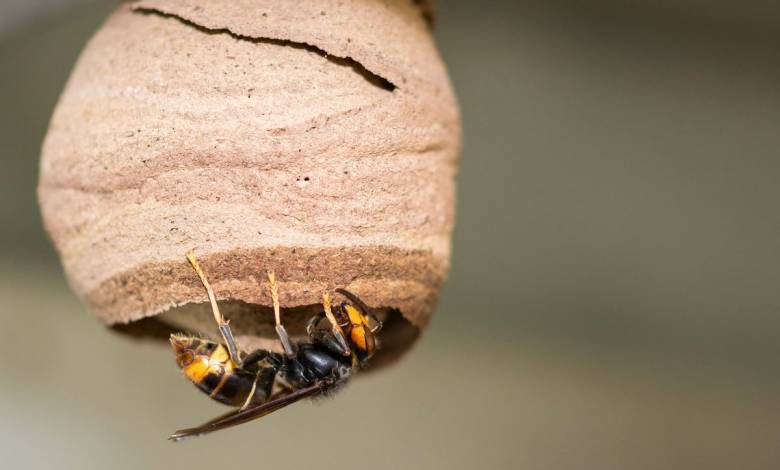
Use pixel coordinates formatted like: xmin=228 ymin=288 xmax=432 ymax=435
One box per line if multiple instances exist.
xmin=2 ymin=1 xmax=779 ymax=469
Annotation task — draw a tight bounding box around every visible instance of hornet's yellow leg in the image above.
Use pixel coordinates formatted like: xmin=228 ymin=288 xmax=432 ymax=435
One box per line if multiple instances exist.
xmin=322 ymin=293 xmax=350 ymax=356
xmin=186 ymin=251 xmax=243 ymax=367
xmin=268 ymin=271 xmax=296 ymax=358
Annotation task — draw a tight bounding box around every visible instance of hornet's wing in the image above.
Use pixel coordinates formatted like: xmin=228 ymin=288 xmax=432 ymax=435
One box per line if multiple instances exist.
xmin=169 ymin=381 xmax=326 ymax=441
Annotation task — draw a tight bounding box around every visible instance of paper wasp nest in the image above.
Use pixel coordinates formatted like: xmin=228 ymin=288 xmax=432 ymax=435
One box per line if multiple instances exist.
xmin=38 ymin=0 xmax=460 ymax=364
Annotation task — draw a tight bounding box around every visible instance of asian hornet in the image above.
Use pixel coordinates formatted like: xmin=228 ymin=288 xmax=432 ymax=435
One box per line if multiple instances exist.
xmin=168 ymin=252 xmax=382 ymax=441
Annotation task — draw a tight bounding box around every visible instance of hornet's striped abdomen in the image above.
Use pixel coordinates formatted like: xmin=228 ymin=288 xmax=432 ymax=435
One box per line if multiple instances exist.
xmin=171 ymin=335 xmax=260 ymax=407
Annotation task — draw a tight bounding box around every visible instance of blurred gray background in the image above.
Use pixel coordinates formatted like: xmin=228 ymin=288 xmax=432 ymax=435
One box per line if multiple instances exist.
xmin=1 ymin=1 xmax=779 ymax=469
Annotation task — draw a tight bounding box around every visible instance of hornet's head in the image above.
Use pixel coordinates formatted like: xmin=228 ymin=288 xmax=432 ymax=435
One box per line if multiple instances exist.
xmin=335 ymin=289 xmax=383 ymax=360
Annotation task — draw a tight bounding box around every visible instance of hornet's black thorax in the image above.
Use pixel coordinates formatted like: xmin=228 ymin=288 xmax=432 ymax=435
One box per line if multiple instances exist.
xmin=282 ymin=343 xmax=353 ymax=389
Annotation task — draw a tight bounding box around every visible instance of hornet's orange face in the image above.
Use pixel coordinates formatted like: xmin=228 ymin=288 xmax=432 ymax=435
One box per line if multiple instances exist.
xmin=343 ymin=304 xmax=382 ymax=359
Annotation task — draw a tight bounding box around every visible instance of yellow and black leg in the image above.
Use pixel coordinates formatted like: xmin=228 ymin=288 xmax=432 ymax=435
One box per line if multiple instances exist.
xmin=267 ymin=271 xmax=296 ymax=359
xmin=186 ymin=251 xmax=243 ymax=367
xmin=305 ymin=293 xmax=351 ymax=357
xmin=238 ymin=358 xmax=279 ymax=410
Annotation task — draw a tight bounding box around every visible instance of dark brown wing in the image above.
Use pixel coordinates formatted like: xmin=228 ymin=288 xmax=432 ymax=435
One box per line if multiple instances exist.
xmin=169 ymin=382 xmax=326 ymax=441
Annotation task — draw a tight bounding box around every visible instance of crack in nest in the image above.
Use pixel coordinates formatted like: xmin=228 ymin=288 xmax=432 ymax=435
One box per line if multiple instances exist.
xmin=132 ymin=7 xmax=397 ymax=92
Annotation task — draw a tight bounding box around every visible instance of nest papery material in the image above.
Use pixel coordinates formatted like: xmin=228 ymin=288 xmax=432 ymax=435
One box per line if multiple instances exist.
xmin=39 ymin=0 xmax=460 ymax=362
